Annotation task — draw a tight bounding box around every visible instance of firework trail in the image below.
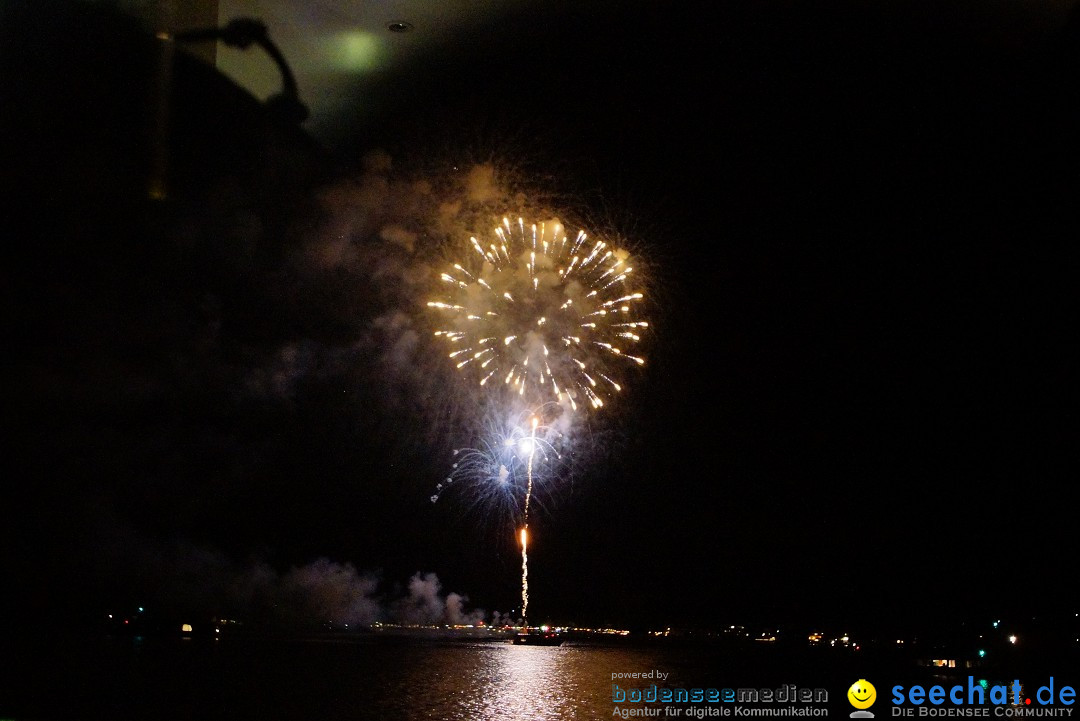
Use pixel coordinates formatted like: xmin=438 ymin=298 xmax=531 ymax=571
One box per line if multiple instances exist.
xmin=428 ymin=216 xmax=647 ymax=416
xmin=520 ymin=415 xmax=537 ymax=623
xmin=520 ymin=526 xmax=529 ymax=624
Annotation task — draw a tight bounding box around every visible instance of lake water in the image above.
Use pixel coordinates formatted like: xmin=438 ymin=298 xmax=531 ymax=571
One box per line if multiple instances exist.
xmin=0 ymin=634 xmax=986 ymax=720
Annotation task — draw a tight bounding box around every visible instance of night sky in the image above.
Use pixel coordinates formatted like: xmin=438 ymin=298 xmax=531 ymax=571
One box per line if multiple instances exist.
xmin=3 ymin=0 xmax=1078 ymax=637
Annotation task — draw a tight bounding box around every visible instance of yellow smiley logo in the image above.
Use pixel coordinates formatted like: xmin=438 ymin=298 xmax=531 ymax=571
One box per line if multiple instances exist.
xmin=848 ymin=679 xmax=877 ymax=709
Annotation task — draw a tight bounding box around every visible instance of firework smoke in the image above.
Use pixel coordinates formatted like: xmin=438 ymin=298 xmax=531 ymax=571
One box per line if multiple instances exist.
xmin=107 ymin=534 xmax=494 ymax=628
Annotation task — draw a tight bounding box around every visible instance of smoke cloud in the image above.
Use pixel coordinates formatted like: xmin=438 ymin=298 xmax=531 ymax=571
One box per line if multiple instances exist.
xmin=115 ymin=537 xmax=496 ymax=629
xmin=388 ymin=571 xmax=484 ymax=627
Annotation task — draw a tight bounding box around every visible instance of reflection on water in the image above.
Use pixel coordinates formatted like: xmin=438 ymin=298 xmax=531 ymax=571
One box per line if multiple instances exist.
xmin=363 ymin=641 xmax=664 ymax=719
xmin=388 ymin=644 xmax=609 ymax=720
xmin=481 ymin=645 xmax=592 ymax=719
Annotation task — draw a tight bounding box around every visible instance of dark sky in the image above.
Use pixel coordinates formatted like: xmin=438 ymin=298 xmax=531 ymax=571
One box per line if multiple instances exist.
xmin=2 ymin=0 xmax=1078 ymax=635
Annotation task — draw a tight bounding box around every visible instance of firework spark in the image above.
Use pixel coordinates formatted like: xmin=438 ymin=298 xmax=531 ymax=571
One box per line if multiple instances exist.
xmin=430 ymin=407 xmax=563 ymax=515
xmin=428 ymin=217 xmax=648 ymax=414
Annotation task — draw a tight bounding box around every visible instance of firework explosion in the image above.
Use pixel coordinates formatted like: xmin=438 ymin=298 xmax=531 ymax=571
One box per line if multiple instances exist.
xmin=427 ymin=215 xmax=649 ymax=625
xmin=427 ymin=217 xmax=647 ymax=415
xmin=429 ymin=406 xmax=564 ymax=512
